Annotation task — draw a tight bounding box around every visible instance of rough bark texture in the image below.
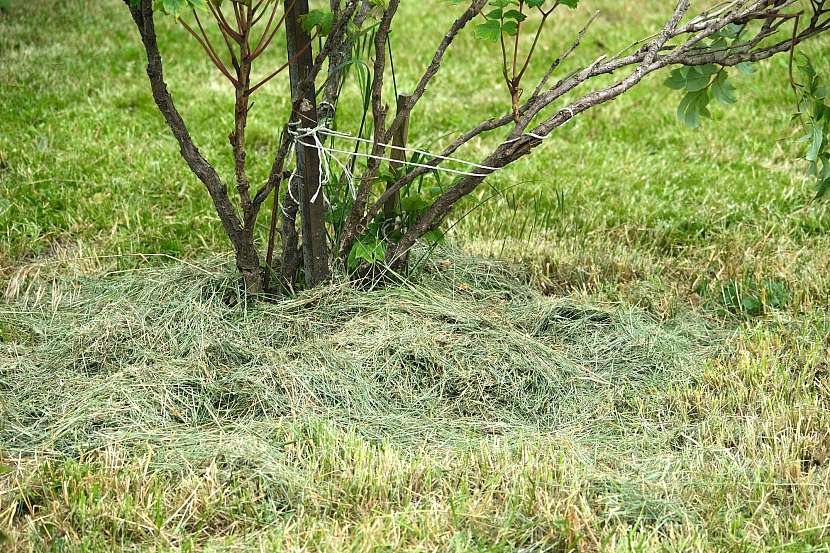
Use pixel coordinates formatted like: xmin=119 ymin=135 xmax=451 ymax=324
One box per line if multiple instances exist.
xmin=280 ymin=175 xmax=302 ymax=288
xmin=284 ymin=0 xmax=331 ymax=287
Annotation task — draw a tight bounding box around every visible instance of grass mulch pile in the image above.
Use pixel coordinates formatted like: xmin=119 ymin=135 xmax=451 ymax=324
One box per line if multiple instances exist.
xmin=3 ymin=254 xmax=829 ymax=551
xmin=1 ymin=253 xmax=709 ymax=463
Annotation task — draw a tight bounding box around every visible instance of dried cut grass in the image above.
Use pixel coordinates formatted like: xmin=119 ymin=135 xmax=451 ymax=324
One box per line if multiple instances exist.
xmin=0 ymin=252 xmax=710 ymax=470
xmin=7 ymin=255 xmax=830 ymax=551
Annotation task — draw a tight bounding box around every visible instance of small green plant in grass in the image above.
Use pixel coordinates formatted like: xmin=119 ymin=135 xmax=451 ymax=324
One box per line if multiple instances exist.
xmin=342 ymin=161 xmax=450 ymax=271
xmin=695 ymin=276 xmax=792 ymax=317
xmin=720 ymin=277 xmax=791 ymax=316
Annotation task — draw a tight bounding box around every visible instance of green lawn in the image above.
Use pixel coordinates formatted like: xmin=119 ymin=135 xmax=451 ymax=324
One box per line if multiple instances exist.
xmin=2 ymin=1 xmax=830 ymax=551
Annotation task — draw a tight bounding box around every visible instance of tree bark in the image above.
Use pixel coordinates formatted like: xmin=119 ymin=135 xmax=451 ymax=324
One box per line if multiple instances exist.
xmin=284 ymin=0 xmax=330 ymax=287
xmin=281 ymin=175 xmax=302 ymax=289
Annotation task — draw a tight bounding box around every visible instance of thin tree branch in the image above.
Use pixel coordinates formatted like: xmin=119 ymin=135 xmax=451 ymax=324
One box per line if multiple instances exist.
xmin=247 ymin=33 xmax=317 ymax=95
xmin=208 ymin=0 xmax=244 ymax=43
xmin=179 ymin=17 xmax=239 ymax=85
xmin=124 ymin=0 xmax=245 ymax=247
xmin=252 ymin=0 xmax=294 ymax=59
xmin=531 ymin=10 xmax=599 ymax=99
xmin=386 ymin=0 xmax=828 ymax=262
xmin=338 ymin=0 xmax=487 ymax=257
xmin=337 ymin=0 xmax=400 ymax=256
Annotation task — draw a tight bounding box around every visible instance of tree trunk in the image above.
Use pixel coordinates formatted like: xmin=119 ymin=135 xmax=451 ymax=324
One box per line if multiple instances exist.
xmin=233 ymin=227 xmax=263 ymax=293
xmin=284 ymin=0 xmax=330 ymax=288
xmin=281 ymin=175 xmax=302 ymax=289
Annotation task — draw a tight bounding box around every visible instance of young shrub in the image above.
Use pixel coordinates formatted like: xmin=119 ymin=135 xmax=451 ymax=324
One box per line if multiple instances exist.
xmin=123 ymin=0 xmax=830 ymax=291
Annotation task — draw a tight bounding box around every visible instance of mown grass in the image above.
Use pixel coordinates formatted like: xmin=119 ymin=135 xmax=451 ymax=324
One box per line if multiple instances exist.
xmin=1 ymin=0 xmax=830 ymax=551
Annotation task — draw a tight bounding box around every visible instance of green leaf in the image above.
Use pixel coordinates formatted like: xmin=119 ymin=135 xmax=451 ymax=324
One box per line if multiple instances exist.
xmin=347 ymin=239 xmax=386 ymax=270
xmin=163 ymin=0 xmax=185 ymax=16
xmin=664 ymin=68 xmax=687 ymax=90
xmin=740 ymin=295 xmax=762 ymax=314
xmin=400 ymin=195 xmax=429 ymax=215
xmin=301 ymin=9 xmax=334 ymax=36
xmin=502 ymin=9 xmax=526 ymax=22
xmin=807 ymin=124 xmax=824 ymax=162
xmin=719 ymin=23 xmax=743 ymax=39
xmin=677 ymin=89 xmax=711 ymax=128
xmin=816 ymin=175 xmax=830 ymax=200
xmin=485 ymin=8 xmax=503 ymax=20
xmin=475 ymin=19 xmax=502 ymax=42
xmin=762 ymin=279 xmax=790 ymax=309
xmin=735 ymin=62 xmax=755 ymax=75
xmin=685 ymin=67 xmax=713 ymax=92
xmin=189 ymin=0 xmax=209 ymax=12
xmin=711 ymin=72 xmax=737 ymax=105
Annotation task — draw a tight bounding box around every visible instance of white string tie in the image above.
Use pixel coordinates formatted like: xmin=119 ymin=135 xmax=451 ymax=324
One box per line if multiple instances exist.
xmin=283 ymin=123 xmax=556 ymax=206
xmin=317 ymin=128 xmax=500 ymax=173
